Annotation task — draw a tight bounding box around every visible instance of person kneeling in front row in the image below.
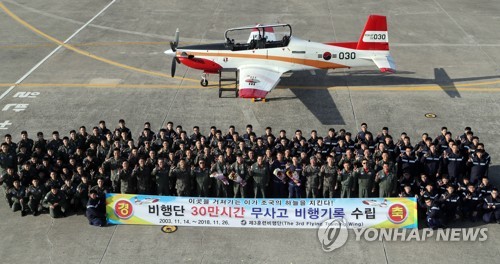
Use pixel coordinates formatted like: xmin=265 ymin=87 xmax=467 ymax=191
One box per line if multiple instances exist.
xmin=86 ymin=189 xmax=106 ymax=227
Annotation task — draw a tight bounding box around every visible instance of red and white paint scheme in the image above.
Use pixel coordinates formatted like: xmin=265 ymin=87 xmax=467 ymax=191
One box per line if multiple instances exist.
xmin=165 ymin=15 xmax=395 ymax=99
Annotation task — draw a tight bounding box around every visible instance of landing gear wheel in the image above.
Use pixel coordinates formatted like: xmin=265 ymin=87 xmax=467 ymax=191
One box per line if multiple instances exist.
xmin=200 ymin=79 xmax=208 ymax=87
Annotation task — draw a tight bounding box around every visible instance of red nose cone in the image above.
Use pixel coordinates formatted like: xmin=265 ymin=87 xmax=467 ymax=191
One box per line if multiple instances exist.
xmin=178 ymin=57 xmax=222 ymax=73
xmin=239 ymin=89 xmax=268 ymax=99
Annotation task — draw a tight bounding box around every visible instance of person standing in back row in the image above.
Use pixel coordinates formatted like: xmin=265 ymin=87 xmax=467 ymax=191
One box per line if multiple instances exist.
xmin=320 ymin=156 xmax=337 ymax=198
xmin=338 ymin=161 xmax=355 ymax=198
xmin=375 ymin=162 xmax=395 ymax=197
xmin=303 ymin=157 xmax=322 ymax=198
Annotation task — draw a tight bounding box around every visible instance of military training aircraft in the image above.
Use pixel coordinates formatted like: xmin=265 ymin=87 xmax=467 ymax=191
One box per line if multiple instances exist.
xmin=164 ymin=15 xmax=395 ymax=100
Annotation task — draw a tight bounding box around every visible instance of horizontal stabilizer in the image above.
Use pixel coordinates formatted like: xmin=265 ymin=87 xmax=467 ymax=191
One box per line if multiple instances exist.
xmin=371 ymin=55 xmax=396 ymax=73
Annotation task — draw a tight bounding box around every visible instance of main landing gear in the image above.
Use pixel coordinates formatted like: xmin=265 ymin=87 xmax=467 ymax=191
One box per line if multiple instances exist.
xmin=200 ymin=73 xmax=209 ymax=87
xmin=251 ymin=98 xmax=267 ymax=103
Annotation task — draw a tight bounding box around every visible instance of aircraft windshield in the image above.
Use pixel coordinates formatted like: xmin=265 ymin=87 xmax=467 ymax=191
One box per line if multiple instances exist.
xmin=224 ymin=24 xmax=292 ymax=51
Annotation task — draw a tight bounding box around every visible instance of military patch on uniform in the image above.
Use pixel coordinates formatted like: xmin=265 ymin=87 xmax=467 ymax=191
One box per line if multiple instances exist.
xmin=424 ymin=113 xmax=437 ymax=118
xmin=161 ymin=225 xmax=177 ymax=233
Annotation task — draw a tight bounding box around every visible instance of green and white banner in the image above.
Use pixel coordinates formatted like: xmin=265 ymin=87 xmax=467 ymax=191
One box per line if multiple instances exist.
xmin=106 ymin=194 xmax=418 ymax=229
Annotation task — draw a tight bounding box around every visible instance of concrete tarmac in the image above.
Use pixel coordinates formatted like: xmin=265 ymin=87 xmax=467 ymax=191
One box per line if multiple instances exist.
xmin=0 ymin=0 xmax=499 ymax=263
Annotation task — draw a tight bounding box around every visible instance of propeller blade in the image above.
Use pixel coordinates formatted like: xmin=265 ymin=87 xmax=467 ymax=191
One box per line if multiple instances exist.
xmin=171 ymin=58 xmax=177 ymax=77
xmin=174 ymin=28 xmax=179 ymax=46
xmin=169 ymin=28 xmax=180 ymax=77
xmin=169 ymin=28 xmax=180 ymax=51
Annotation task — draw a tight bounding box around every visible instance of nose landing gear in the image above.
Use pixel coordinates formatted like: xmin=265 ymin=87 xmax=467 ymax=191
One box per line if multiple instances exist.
xmin=200 ymin=73 xmax=209 ymax=87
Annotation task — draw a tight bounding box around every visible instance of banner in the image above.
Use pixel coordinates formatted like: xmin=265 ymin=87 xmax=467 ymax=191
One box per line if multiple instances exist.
xmin=106 ymin=194 xmax=417 ymax=229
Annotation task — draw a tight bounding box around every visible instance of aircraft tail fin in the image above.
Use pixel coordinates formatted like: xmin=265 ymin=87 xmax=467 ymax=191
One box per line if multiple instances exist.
xmin=356 ymin=15 xmax=389 ymax=51
xmin=247 ymin=24 xmax=276 ymax=43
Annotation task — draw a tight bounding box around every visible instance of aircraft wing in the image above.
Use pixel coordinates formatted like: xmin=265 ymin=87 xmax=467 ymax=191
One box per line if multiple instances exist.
xmin=238 ymin=66 xmax=282 ymax=98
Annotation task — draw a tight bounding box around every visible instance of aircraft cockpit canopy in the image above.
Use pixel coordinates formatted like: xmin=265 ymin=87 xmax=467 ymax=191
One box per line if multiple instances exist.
xmin=224 ymin=24 xmax=292 ymax=51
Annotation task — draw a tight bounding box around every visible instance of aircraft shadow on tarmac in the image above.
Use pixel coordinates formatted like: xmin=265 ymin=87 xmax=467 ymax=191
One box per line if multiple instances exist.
xmin=277 ymin=68 xmax=500 ymax=125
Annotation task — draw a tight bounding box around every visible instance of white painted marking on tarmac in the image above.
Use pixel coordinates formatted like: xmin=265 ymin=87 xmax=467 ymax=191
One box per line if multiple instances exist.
xmin=13 ymin=91 xmax=40 ymax=98
xmin=2 ymin=104 xmax=16 ymax=111
xmin=0 ymin=0 xmax=117 ymax=100
xmin=2 ymin=103 xmax=28 ymax=112
xmin=0 ymin=120 xmax=13 ymax=130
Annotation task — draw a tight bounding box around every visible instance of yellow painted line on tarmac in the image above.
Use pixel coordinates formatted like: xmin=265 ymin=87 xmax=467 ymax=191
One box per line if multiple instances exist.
xmin=0 ymin=82 xmax=498 ymax=92
xmin=0 ymin=2 xmax=199 ymax=83
xmin=454 ymin=80 xmax=500 ymax=87
xmin=341 ymin=86 xmax=500 ymax=92
xmin=0 ymin=83 xmax=203 ymax=89
xmin=290 ymin=86 xmax=500 ymax=92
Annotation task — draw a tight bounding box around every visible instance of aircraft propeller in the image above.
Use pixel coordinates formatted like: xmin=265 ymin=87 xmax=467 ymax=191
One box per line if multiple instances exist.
xmin=169 ymin=28 xmax=180 ymax=77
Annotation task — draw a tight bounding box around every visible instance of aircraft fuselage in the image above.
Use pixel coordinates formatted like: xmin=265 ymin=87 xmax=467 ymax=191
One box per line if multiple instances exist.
xmin=175 ymin=37 xmax=388 ymax=74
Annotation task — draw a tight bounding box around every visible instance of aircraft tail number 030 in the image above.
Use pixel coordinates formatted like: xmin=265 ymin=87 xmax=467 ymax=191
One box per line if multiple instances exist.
xmin=363 ymin=31 xmax=389 ymax=42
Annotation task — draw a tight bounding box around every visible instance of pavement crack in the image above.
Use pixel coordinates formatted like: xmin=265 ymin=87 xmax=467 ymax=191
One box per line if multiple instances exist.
xmin=199 ymin=229 xmax=206 ymax=264
xmin=382 ymin=240 xmax=389 ymax=264
xmin=159 ymin=76 xmax=183 ymax=130
xmin=343 ymin=70 xmax=359 ymax=132
xmin=326 ymin=0 xmax=338 ymax=41
xmin=45 ymin=218 xmax=55 ymax=264
xmin=98 ymin=225 xmax=117 ymax=264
